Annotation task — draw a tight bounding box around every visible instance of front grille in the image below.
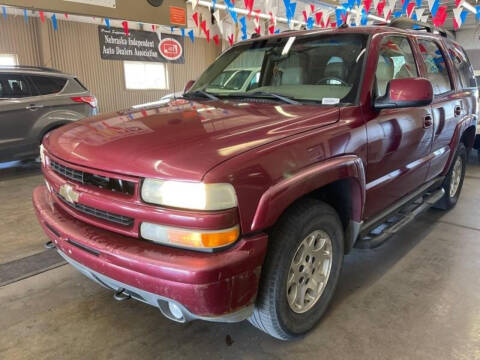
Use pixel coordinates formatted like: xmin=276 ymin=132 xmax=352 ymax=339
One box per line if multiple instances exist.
xmin=56 ymin=192 xmax=134 ymax=227
xmin=50 ymin=160 xmax=135 ymax=196
xmin=51 ymin=160 xmax=84 ymax=183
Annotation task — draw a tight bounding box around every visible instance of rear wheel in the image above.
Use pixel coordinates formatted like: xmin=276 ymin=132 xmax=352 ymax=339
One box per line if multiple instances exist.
xmin=249 ymin=199 xmax=344 ymax=340
xmin=435 ymin=143 xmax=466 ymax=210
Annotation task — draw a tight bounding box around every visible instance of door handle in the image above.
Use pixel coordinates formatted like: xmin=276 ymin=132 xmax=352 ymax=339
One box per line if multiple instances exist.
xmin=454 ymin=105 xmax=462 ymax=116
xmin=424 ymin=114 xmax=433 ymax=128
xmin=25 ymin=104 xmax=44 ymax=111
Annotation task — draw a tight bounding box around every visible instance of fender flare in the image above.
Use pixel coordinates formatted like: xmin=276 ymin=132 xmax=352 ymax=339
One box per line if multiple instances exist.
xmin=442 ymin=114 xmax=477 ymax=176
xmin=250 ymin=155 xmax=366 ymax=233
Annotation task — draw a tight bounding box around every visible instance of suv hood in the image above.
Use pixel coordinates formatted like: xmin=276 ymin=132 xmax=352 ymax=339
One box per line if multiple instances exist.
xmin=45 ymin=99 xmax=339 ymax=181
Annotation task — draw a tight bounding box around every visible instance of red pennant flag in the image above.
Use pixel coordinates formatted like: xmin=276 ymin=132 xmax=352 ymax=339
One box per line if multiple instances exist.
xmin=255 ymin=25 xmax=261 ymax=34
xmin=151 ymin=24 xmax=156 ymax=31
xmin=200 ymin=19 xmax=208 ymax=34
xmin=341 ymin=13 xmax=347 ymax=24
xmin=206 ymin=29 xmax=211 ymax=42
xmin=364 ymin=0 xmax=373 ymax=12
xmin=302 ymin=10 xmax=308 ymax=22
xmin=407 ymin=2 xmax=415 ymax=17
xmin=269 ymin=11 xmax=274 ymax=24
xmin=213 ymin=34 xmax=219 ymax=45
xmin=244 ymin=0 xmax=254 ymax=17
xmin=455 ymin=0 xmax=462 ymax=7
xmin=39 ymin=11 xmax=45 ymax=23
xmin=331 ymin=22 xmax=336 ymax=28
xmin=268 ymin=25 xmax=275 ymax=34
xmin=377 ymin=0 xmax=386 ymax=16
xmin=121 ymin=21 xmax=129 ymax=36
xmin=310 ymin=4 xmax=315 ymax=13
xmin=254 ymin=9 xmax=261 ymax=22
xmin=385 ymin=9 xmax=392 ymax=20
xmin=315 ymin=11 xmax=323 ymax=26
xmin=228 ymin=34 xmax=234 ymax=46
xmin=433 ymin=5 xmax=447 ymax=27
xmin=141 ymin=109 xmax=148 ymax=117
xmin=192 ymin=12 xmax=199 ymax=27
xmin=64 ymin=13 xmax=69 ymax=19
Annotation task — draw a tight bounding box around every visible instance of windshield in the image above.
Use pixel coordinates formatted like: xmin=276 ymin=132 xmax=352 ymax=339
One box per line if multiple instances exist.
xmin=190 ymin=33 xmax=368 ymax=105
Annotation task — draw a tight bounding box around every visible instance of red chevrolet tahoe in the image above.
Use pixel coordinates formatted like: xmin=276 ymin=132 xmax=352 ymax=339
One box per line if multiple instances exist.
xmin=33 ymin=20 xmax=478 ymax=340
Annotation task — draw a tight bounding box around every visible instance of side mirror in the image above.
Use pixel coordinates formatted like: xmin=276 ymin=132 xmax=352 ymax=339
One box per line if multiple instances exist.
xmin=183 ymin=80 xmax=195 ymax=93
xmin=374 ymin=78 xmax=433 ymax=110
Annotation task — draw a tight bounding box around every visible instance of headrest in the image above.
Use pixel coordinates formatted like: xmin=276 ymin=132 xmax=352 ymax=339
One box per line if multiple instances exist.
xmin=376 ymin=56 xmax=394 ymax=82
xmin=324 ymin=62 xmax=345 ymax=79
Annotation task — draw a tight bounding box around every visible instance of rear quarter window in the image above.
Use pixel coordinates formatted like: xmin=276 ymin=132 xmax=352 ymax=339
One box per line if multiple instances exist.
xmin=29 ymin=75 xmax=67 ymax=95
xmin=446 ymin=42 xmax=477 ymax=89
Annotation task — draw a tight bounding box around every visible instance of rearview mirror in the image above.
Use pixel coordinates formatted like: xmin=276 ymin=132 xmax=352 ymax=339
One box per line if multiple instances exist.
xmin=184 ymin=80 xmax=195 ymax=93
xmin=374 ymin=78 xmax=433 ymax=110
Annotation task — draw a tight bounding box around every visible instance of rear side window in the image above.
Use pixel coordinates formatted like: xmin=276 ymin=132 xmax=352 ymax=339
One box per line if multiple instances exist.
xmin=447 ymin=43 xmax=476 ymax=88
xmin=29 ymin=75 xmax=67 ymax=95
xmin=417 ymin=39 xmax=452 ymax=96
xmin=375 ymin=36 xmax=418 ymax=97
xmin=0 ymin=74 xmax=33 ymax=98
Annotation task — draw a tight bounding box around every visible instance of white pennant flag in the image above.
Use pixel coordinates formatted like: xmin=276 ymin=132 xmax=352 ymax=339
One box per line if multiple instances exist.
xmin=453 ymin=6 xmax=463 ymax=26
xmin=414 ymin=8 xmax=424 ymax=20
xmin=192 ymin=0 xmax=199 ymax=11
xmin=305 ymin=4 xmax=312 ymax=17
xmin=421 ymin=15 xmax=429 ymax=22
xmin=427 ymin=0 xmax=436 ymax=12
xmin=217 ymin=19 xmax=224 ymax=34
xmin=213 ymin=9 xmax=221 ymax=24
xmin=373 ymin=0 xmax=380 ymax=9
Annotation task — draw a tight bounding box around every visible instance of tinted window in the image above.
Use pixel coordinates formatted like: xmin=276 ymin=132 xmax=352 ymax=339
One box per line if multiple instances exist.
xmin=30 ymin=75 xmax=67 ymax=95
xmin=418 ymin=40 xmax=452 ymax=95
xmin=0 ymin=74 xmax=32 ymax=98
xmin=447 ymin=42 xmax=476 ymax=88
xmin=375 ymin=37 xmax=418 ymax=97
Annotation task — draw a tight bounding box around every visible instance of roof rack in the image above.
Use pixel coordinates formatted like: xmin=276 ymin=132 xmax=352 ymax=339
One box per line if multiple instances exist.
xmin=388 ymin=17 xmax=453 ymax=38
xmin=0 ymin=65 xmax=64 ymax=73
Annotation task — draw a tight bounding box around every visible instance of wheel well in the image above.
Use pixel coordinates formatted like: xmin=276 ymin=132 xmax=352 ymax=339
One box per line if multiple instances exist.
xmin=461 ymin=125 xmax=476 ymax=150
xmin=39 ymin=122 xmax=68 ymax=143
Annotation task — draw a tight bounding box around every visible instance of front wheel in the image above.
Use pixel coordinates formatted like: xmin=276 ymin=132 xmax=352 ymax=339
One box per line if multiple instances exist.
xmin=435 ymin=143 xmax=466 ymax=210
xmin=249 ymin=199 xmax=344 ymax=340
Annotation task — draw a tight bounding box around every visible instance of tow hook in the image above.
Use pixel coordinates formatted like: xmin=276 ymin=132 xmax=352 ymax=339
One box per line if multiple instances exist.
xmin=113 ymin=288 xmax=131 ymax=301
xmin=44 ymin=240 xmax=56 ymax=249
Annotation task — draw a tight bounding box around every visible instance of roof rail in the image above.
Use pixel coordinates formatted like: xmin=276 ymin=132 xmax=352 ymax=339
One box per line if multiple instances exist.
xmin=0 ymin=65 xmax=64 ymax=73
xmin=388 ymin=17 xmax=453 ymax=38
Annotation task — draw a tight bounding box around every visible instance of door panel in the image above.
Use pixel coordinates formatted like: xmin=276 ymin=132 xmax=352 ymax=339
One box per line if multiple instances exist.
xmin=364 ymin=35 xmax=433 ymax=219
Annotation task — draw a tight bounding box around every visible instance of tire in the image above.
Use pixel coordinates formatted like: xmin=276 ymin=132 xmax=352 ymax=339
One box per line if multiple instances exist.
xmin=248 ymin=199 xmax=344 ymax=340
xmin=434 ymin=143 xmax=466 ymax=210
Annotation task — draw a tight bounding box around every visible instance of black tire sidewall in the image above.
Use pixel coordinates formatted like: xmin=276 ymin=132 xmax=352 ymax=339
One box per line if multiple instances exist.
xmin=272 ymin=204 xmax=344 ymax=337
xmin=444 ymin=144 xmax=466 ymax=207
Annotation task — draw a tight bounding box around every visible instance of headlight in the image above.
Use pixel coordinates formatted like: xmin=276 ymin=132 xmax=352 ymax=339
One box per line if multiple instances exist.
xmin=40 ymin=144 xmax=47 ymax=166
xmin=140 ymin=222 xmax=239 ymax=250
xmin=141 ymin=179 xmax=237 ymax=210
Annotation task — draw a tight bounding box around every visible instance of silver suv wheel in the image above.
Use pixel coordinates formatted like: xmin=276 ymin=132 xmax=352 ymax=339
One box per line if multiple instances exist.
xmin=286 ymin=230 xmax=333 ymax=314
xmin=449 ymin=157 xmax=463 ymax=198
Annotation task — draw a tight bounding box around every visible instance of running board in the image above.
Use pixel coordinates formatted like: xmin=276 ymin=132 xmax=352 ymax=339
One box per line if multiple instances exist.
xmin=355 ymin=188 xmax=445 ymax=249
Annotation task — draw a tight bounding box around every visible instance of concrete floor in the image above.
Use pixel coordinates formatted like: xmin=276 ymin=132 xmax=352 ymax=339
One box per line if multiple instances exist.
xmin=1 ymin=157 xmax=480 ymax=359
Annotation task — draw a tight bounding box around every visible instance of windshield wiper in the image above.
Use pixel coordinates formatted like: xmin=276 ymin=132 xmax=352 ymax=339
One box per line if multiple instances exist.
xmin=183 ymin=90 xmax=219 ymax=101
xmin=249 ymin=91 xmax=301 ymax=105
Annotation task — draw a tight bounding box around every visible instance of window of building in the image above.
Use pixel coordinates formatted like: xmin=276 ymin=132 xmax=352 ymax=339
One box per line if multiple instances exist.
xmin=375 ymin=37 xmax=418 ymax=97
xmin=417 ymin=39 xmax=452 ymax=96
xmin=123 ymin=61 xmax=168 ymax=90
xmin=0 ymin=54 xmax=18 ymax=66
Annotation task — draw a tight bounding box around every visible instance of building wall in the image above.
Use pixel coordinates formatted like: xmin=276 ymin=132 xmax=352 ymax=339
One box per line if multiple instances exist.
xmin=0 ymin=15 xmax=220 ymax=113
xmin=455 ymin=28 xmax=480 ymax=73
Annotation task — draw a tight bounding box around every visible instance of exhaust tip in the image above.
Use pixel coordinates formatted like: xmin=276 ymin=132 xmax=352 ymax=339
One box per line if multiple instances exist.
xmin=44 ymin=240 xmax=56 ymax=249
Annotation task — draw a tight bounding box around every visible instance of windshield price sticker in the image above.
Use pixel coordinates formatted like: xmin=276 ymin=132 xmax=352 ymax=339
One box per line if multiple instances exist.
xmin=322 ymin=98 xmax=340 ymax=105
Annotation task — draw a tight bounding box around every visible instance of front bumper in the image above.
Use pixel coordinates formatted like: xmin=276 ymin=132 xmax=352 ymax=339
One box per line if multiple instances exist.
xmin=33 ymin=185 xmax=268 ymax=322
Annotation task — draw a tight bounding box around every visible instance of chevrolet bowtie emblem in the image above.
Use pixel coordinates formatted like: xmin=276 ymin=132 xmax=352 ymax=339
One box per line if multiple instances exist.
xmin=59 ymin=184 xmax=80 ymax=204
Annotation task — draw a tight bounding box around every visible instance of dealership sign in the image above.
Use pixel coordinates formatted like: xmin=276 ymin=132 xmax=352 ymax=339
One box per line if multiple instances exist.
xmin=98 ymin=26 xmax=184 ymax=64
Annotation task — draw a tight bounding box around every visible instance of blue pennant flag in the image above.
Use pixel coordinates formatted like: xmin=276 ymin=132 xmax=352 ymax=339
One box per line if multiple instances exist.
xmin=347 ymin=0 xmax=355 ymax=9
xmin=283 ymin=0 xmax=296 ymax=24
xmin=361 ymin=8 xmax=368 ymax=26
xmin=307 ymin=17 xmax=314 ymax=29
xmin=240 ymin=16 xmax=247 ymax=40
xmin=430 ymin=0 xmax=439 ymax=17
xmin=393 ymin=11 xmax=402 ymax=18
xmin=188 ymin=29 xmax=194 ymax=42
xmin=181 ymin=28 xmax=185 ymax=37
xmin=51 ymin=14 xmax=58 ymax=31
xmin=23 ymin=9 xmax=28 ymax=23
xmin=416 ymin=0 xmax=421 ymax=6
xmin=105 ymin=18 xmax=110 ymax=29
xmin=2 ymin=6 xmax=6 ymax=19
xmin=212 ymin=0 xmax=217 ymax=11
xmin=477 ymin=6 xmax=480 ymax=20
xmin=225 ymin=0 xmax=238 ymax=23
xmin=401 ymin=0 xmax=410 ymax=15
xmin=335 ymin=8 xmax=345 ymax=26
xmin=170 ymin=26 xmax=174 ymax=33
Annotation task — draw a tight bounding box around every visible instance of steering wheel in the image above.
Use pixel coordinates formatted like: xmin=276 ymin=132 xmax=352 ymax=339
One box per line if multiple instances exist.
xmin=316 ymin=76 xmax=349 ymax=86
